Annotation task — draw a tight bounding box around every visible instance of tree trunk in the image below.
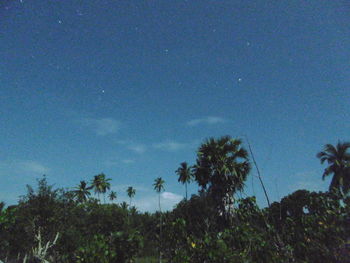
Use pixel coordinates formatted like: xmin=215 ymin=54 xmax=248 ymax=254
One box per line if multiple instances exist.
xmin=159 ymin=193 xmax=162 ymax=263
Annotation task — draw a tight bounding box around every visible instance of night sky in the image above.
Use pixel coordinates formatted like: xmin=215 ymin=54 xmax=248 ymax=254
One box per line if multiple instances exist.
xmin=1 ymin=0 xmax=349 ymax=211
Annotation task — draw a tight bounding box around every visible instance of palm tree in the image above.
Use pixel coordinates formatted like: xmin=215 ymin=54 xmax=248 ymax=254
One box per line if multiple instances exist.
xmin=120 ymin=201 xmax=128 ymax=210
xmin=72 ymin=181 xmax=91 ymax=203
xmin=127 ymin=186 xmax=136 ymax=207
xmin=90 ymin=173 xmax=111 ymax=203
xmin=193 ymin=136 xmax=251 ymax=218
xmin=153 ymin=177 xmax=165 ymax=211
xmin=108 ymin=191 xmax=117 ymax=203
xmin=91 ymin=174 xmax=103 ymax=202
xmin=153 ymin=177 xmax=165 ymax=263
xmin=176 ymin=162 xmax=193 ymax=200
xmin=100 ymin=174 xmax=111 ymax=203
xmin=317 ymin=141 xmax=350 ymax=195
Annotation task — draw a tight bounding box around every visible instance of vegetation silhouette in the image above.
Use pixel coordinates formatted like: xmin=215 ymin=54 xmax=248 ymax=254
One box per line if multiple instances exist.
xmin=0 ymin=137 xmax=349 ymax=262
xmin=317 ymin=141 xmax=350 ymax=195
xmin=153 ymin=177 xmax=165 ymax=263
xmin=176 ymin=162 xmax=193 ymax=201
xmin=127 ymin=187 xmax=136 ymax=207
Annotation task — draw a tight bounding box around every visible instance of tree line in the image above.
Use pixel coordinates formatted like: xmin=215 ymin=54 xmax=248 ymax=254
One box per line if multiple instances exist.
xmin=0 ymin=136 xmax=349 ymax=262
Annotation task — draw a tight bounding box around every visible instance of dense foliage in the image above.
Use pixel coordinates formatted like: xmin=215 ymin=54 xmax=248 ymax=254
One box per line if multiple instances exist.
xmin=0 ymin=137 xmax=349 ymax=262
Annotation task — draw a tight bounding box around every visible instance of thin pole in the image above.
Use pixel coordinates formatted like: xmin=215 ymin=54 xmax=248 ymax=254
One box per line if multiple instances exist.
xmin=245 ymin=136 xmax=271 ymax=208
xmin=159 ymin=192 xmax=162 ymax=263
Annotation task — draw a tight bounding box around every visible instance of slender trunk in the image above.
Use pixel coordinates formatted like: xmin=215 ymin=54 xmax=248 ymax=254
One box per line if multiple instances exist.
xmin=185 ymin=182 xmax=188 ymax=200
xmin=245 ymin=137 xmax=271 ymax=207
xmin=245 ymin=137 xmax=293 ymax=260
xmin=159 ymin=193 xmax=162 ymax=263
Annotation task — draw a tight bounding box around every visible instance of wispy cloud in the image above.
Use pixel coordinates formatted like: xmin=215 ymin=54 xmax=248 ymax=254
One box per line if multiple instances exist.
xmin=81 ymin=117 xmax=120 ymax=136
xmin=186 ymin=116 xmax=227 ymax=126
xmin=161 ymin=191 xmax=183 ymax=202
xmin=289 ymin=171 xmax=327 ymax=192
xmin=19 ymin=160 xmax=50 ymax=174
xmin=114 ymin=140 xmax=147 ymax=154
xmin=127 ymin=144 xmax=147 ymax=154
xmin=0 ymin=160 xmax=50 ymax=175
xmin=153 ymin=141 xmax=188 ymax=151
xmin=104 ymin=159 xmax=135 ymax=166
xmin=135 ymin=191 xmax=183 ymax=212
xmin=109 ymin=184 xmax=183 ymax=212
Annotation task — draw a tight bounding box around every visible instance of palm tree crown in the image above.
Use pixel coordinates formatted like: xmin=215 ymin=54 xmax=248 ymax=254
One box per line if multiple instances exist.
xmin=127 ymin=186 xmax=136 ymax=206
xmin=108 ymin=191 xmax=117 ymax=203
xmin=153 ymin=177 xmax=165 ymax=263
xmin=317 ymin=141 xmax=350 ymax=195
xmin=72 ymin=181 xmax=91 ymax=203
xmin=193 ymin=136 xmax=251 ymax=216
xmin=175 ymin=162 xmax=192 ymax=200
xmin=153 ymin=177 xmax=165 ymax=194
xmin=90 ymin=173 xmax=111 ymax=203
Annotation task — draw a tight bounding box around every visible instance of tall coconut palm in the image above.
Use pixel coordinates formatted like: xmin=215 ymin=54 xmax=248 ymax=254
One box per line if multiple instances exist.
xmin=100 ymin=174 xmax=111 ymax=203
xmin=127 ymin=186 xmax=136 ymax=207
xmin=153 ymin=177 xmax=165 ymax=263
xmin=153 ymin=177 xmax=165 ymax=212
xmin=108 ymin=191 xmax=117 ymax=203
xmin=175 ymin=162 xmax=193 ymax=200
xmin=91 ymin=174 xmax=103 ymax=201
xmin=317 ymin=141 xmax=350 ymax=195
xmin=193 ymin=136 xmax=251 ymax=218
xmin=72 ymin=180 xmax=91 ymax=203
xmin=91 ymin=173 xmax=111 ymax=203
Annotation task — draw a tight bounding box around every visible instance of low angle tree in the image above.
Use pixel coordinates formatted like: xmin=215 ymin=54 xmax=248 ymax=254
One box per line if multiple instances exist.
xmin=153 ymin=177 xmax=165 ymax=263
xmin=317 ymin=141 xmax=350 ymax=195
xmin=101 ymin=174 xmax=111 ymax=203
xmin=108 ymin=191 xmax=117 ymax=203
xmin=175 ymin=162 xmax=193 ymax=200
xmin=91 ymin=174 xmax=103 ymax=202
xmin=193 ymin=136 xmax=251 ymax=219
xmin=72 ymin=180 xmax=92 ymax=203
xmin=90 ymin=173 xmax=111 ymax=203
xmin=153 ymin=177 xmax=165 ymax=213
xmin=127 ymin=186 xmax=136 ymax=207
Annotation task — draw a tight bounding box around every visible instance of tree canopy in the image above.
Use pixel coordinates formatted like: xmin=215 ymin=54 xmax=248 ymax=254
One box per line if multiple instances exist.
xmin=317 ymin=141 xmax=350 ymax=195
xmin=0 ymin=137 xmax=349 ymax=263
xmin=176 ymin=162 xmax=193 ymax=200
xmin=193 ymin=136 xmax=251 ymax=218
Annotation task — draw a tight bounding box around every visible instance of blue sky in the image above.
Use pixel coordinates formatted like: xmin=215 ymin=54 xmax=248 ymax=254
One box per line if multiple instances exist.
xmin=1 ymin=0 xmax=349 ymax=211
